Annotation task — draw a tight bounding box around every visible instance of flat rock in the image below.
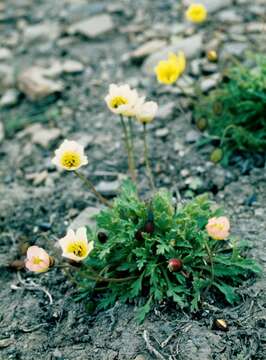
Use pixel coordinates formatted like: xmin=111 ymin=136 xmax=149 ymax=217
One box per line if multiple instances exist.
xmin=185 ymin=129 xmax=200 ymax=143
xmin=0 ymin=64 xmax=15 ymax=89
xmin=96 ymin=180 xmax=120 ymax=196
xmin=217 ymin=9 xmax=242 ymax=23
xmin=22 ymin=123 xmax=61 ymax=148
xmin=200 ymin=74 xmax=221 ymax=93
xmin=130 ymin=39 xmax=168 ymax=60
xmin=0 ymin=47 xmax=12 ymax=60
xmin=23 ymin=22 xmax=60 ymax=44
xmin=157 ymin=101 xmax=176 ymax=120
xmin=68 ymin=14 xmax=114 ymax=38
xmin=183 ymin=0 xmax=232 ymax=13
xmin=142 ymin=34 xmax=203 ymax=74
xmin=0 ymin=89 xmax=19 ymax=107
xmin=221 ymin=42 xmax=248 ymax=58
xmin=18 ymin=66 xmax=63 ymax=101
xmin=155 ymin=128 xmax=169 ymax=138
xmin=62 ymin=60 xmax=84 ymax=73
xmin=68 ymin=206 xmax=100 ymax=230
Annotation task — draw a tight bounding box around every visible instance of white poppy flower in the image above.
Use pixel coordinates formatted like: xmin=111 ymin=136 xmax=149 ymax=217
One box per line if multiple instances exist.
xmin=105 ymin=84 xmax=141 ymax=117
xmin=58 ymin=227 xmax=93 ymax=262
xmin=135 ymin=101 xmax=158 ymax=124
xmin=52 ymin=140 xmax=88 ymax=171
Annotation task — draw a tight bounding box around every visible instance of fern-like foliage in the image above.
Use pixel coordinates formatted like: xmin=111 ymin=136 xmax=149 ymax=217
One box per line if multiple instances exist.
xmin=74 ymin=180 xmax=261 ymax=322
xmin=195 ymin=55 xmax=266 ymax=164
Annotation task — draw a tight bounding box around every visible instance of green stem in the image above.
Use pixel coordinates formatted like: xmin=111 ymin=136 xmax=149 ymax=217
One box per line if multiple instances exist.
xmin=120 ymin=115 xmax=136 ymax=182
xmin=85 ymin=273 xmax=137 ymax=283
xmin=128 ymin=117 xmax=137 ymax=180
xmin=74 ymin=170 xmax=111 ymax=208
xmin=205 ymin=241 xmax=214 ymax=283
xmin=143 ymin=123 xmax=155 ymax=191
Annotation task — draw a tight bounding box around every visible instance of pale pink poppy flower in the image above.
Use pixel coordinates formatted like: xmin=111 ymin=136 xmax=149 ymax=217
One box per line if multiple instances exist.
xmin=25 ymin=246 xmax=51 ymax=273
xmin=206 ymin=216 xmax=230 ymax=240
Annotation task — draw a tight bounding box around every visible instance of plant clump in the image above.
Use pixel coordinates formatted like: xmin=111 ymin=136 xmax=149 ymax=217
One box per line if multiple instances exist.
xmin=195 ymin=55 xmax=266 ymax=164
xmin=73 ymin=180 xmax=260 ymax=322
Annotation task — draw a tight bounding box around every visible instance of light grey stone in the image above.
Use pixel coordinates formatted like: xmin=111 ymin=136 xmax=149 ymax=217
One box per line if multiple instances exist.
xmin=18 ymin=66 xmax=63 ymax=101
xmin=130 ymin=39 xmax=167 ymax=60
xmin=62 ymin=60 xmax=84 ymax=73
xmin=142 ymin=34 xmax=203 ymax=74
xmin=155 ymin=128 xmax=169 ymax=138
xmin=68 ymin=14 xmax=114 ymax=38
xmin=200 ymin=74 xmax=220 ymax=92
xmin=68 ymin=207 xmax=100 ymax=230
xmin=0 ymin=64 xmax=15 ymax=89
xmin=0 ymin=89 xmax=19 ymax=107
xmin=185 ymin=129 xmax=200 ymax=143
xmin=0 ymin=47 xmax=12 ymax=60
xmin=157 ymin=102 xmax=176 ymax=120
xmin=23 ymin=22 xmax=60 ymax=44
xmin=183 ymin=0 xmax=232 ymax=13
xmin=96 ymin=180 xmax=120 ymax=196
xmin=217 ymin=9 xmax=242 ymax=23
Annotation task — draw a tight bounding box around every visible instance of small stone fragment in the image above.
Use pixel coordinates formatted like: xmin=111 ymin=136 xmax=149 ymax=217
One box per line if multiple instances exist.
xmin=155 ymin=128 xmax=169 ymax=138
xmin=0 ymin=47 xmax=12 ymax=60
xmin=0 ymin=89 xmax=19 ymax=107
xmin=185 ymin=130 xmax=200 ymax=143
xmin=62 ymin=60 xmax=84 ymax=74
xmin=130 ymin=39 xmax=167 ymax=60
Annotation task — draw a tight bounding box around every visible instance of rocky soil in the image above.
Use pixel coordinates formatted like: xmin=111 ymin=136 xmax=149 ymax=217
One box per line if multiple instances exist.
xmin=0 ymin=0 xmax=265 ymax=359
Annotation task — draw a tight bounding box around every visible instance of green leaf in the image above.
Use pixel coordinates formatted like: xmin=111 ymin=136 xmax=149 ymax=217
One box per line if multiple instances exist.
xmin=214 ymin=282 xmax=240 ymax=304
xmin=136 ymin=297 xmax=152 ymax=324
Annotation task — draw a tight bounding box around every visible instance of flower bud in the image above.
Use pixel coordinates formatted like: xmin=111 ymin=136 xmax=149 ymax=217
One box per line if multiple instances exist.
xmin=196 ymin=118 xmax=208 ymax=131
xmin=210 ymin=148 xmax=223 ymax=163
xmin=143 ymin=221 xmax=154 ymax=234
xmin=9 ymin=259 xmax=25 ymax=271
xmin=207 ymin=50 xmax=218 ymax=62
xmin=97 ymin=232 xmax=108 ymax=244
xmin=168 ymin=258 xmax=182 ymax=272
xmin=135 ymin=229 xmax=144 ymax=241
xmin=213 ymin=319 xmax=228 ymax=331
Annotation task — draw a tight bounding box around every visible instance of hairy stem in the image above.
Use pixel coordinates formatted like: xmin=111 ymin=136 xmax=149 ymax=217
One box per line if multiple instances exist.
xmin=74 ymin=170 xmax=111 ymax=208
xmin=143 ymin=123 xmax=155 ymax=191
xmin=120 ymin=115 xmax=136 ymax=182
xmin=205 ymin=241 xmax=214 ymax=283
xmin=128 ymin=117 xmax=137 ymax=180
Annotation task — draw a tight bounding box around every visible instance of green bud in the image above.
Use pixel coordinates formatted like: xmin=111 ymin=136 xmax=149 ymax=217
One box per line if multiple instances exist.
xmin=210 ymin=148 xmax=223 ymax=163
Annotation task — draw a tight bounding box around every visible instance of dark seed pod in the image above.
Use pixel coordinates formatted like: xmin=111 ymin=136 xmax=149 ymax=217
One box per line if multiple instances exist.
xmin=213 ymin=319 xmax=228 ymax=331
xmin=8 ymin=259 xmax=25 ymax=271
xmin=168 ymin=258 xmax=182 ymax=272
xmin=135 ymin=229 xmax=144 ymax=241
xmin=97 ymin=232 xmax=108 ymax=244
xmin=143 ymin=221 xmax=154 ymax=234
xmin=196 ymin=118 xmax=208 ymax=131
xmin=49 ymin=256 xmax=55 ymax=268
xmin=67 ymin=259 xmax=82 ymax=267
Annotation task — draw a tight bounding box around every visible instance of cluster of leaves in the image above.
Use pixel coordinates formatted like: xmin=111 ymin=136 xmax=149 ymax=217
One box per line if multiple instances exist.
xmin=75 ymin=181 xmax=261 ymax=322
xmin=195 ymin=55 xmax=266 ymax=164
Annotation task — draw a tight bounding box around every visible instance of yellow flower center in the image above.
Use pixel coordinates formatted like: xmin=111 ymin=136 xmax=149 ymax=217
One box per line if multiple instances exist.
xmin=33 ymin=257 xmax=42 ymax=265
xmin=60 ymin=151 xmax=81 ymax=169
xmin=110 ymin=96 xmax=128 ymax=109
xmin=67 ymin=242 xmax=87 ymax=258
xmin=211 ymin=224 xmax=224 ymax=231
